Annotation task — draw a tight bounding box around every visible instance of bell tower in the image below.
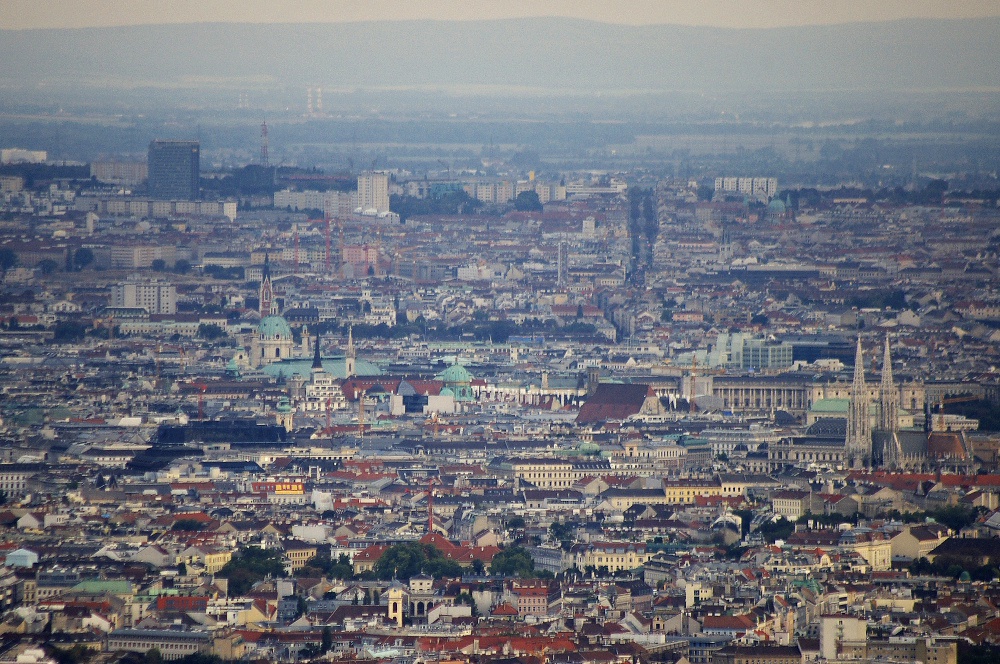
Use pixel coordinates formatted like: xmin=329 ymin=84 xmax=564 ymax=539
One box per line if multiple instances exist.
xmin=259 ymin=253 xmax=277 ymax=317
xmin=845 ymin=337 xmax=873 ymax=469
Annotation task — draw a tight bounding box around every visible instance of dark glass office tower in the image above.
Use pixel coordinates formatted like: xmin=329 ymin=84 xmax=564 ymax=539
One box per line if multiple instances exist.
xmin=147 ymin=140 xmax=200 ymax=200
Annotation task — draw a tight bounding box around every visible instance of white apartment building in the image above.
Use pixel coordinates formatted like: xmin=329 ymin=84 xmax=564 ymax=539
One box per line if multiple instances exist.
xmin=273 ymin=188 xmax=355 ymax=217
xmin=714 ymin=176 xmax=779 ymax=201
xmin=0 ymin=148 xmax=47 ymax=164
xmin=110 ymin=279 xmax=177 ymax=315
xmin=357 ymin=172 xmax=390 ymax=214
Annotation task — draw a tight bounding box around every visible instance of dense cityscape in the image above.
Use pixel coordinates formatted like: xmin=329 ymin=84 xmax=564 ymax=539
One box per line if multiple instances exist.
xmin=2 ymin=6 xmax=1000 ymax=664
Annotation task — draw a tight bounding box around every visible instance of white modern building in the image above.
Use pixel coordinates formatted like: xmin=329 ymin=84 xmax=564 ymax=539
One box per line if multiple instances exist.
xmin=714 ymin=176 xmax=779 ymax=201
xmin=110 ymin=279 xmax=177 ymax=315
xmin=357 ymin=171 xmax=390 ymax=214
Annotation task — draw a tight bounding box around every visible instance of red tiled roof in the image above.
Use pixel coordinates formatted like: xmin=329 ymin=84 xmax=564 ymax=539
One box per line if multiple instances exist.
xmin=576 ymin=383 xmax=654 ymax=424
xmin=491 ymin=602 xmax=519 ymax=616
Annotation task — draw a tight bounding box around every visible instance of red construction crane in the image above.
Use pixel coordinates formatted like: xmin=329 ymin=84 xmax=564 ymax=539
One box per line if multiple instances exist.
xmin=934 ymin=394 xmax=979 ymax=432
xmin=191 ymin=383 xmax=208 ymax=420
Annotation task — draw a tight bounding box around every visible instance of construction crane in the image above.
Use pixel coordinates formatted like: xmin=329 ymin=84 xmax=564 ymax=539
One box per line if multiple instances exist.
xmin=154 ymin=343 xmax=161 ymax=391
xmin=358 ymin=388 xmax=367 ymax=439
xmin=689 ymin=355 xmax=698 ymax=414
xmin=191 ymin=383 xmax=208 ymax=420
xmin=426 ymin=476 xmax=439 ymax=534
xmin=932 ymin=394 xmax=979 ymax=432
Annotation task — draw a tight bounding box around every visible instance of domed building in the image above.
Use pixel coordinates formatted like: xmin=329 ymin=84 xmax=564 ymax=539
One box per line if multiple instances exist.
xmin=766 ymin=196 xmax=790 ymax=222
xmin=250 ymin=314 xmax=296 ymax=368
xmin=435 ymin=363 xmax=476 ymax=402
xmin=246 ymin=254 xmax=299 ymax=368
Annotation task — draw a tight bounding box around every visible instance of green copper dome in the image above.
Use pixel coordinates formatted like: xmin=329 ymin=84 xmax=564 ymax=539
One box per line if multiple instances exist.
xmin=437 ymin=363 xmax=473 ymax=383
xmin=258 ymin=315 xmax=293 ymax=339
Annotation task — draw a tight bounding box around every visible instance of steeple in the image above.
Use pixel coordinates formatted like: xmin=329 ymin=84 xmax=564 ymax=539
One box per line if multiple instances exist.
xmin=878 ymin=334 xmax=902 ymax=469
xmin=344 ymin=325 xmax=356 ymax=378
xmin=845 ymin=336 xmax=873 ymax=469
xmin=259 ymin=252 xmax=276 ymax=317
xmin=879 ymin=334 xmax=898 ymax=433
xmin=311 ymin=334 xmax=323 ymax=371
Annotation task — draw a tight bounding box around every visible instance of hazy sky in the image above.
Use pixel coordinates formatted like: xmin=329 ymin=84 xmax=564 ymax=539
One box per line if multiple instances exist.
xmin=2 ymin=0 xmax=998 ymax=30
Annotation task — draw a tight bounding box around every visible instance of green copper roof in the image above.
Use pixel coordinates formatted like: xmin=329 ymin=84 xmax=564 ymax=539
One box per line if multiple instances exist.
xmin=72 ymin=580 xmax=133 ymax=594
xmin=262 ymin=356 xmax=382 ymax=380
xmin=811 ymin=398 xmax=850 ymax=413
xmin=258 ymin=315 xmax=293 ymax=339
xmin=437 ymin=363 xmax=473 ymax=383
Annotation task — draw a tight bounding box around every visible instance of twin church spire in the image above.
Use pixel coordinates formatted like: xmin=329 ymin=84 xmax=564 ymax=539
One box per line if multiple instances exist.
xmin=846 ymin=335 xmax=899 ymax=469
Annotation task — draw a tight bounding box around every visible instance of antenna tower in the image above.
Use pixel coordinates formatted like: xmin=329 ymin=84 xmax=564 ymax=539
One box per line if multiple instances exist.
xmin=260 ymin=119 xmax=269 ymax=167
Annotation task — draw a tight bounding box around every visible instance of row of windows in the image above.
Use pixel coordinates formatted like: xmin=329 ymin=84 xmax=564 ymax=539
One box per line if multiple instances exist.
xmin=111 ymin=642 xmax=202 ymax=651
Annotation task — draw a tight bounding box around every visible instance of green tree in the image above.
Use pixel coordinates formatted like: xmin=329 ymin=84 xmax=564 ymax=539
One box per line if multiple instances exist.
xmin=929 ymin=505 xmax=979 ymax=533
xmin=38 ymin=258 xmax=59 ymax=275
xmin=321 ymin=626 xmax=332 ymax=654
xmin=51 ymin=321 xmax=87 ymax=343
xmin=171 ymin=519 xmax=206 ymax=531
xmin=514 ymin=190 xmax=543 ymax=212
xmin=372 ymin=542 xmax=463 ymax=580
xmin=296 ymin=552 xmax=354 ymax=579
xmin=174 ymin=259 xmax=192 ymax=274
xmin=756 ymin=517 xmax=795 ymax=543
xmin=549 ymin=522 xmax=575 ymax=543
xmin=197 ymin=323 xmax=227 ymax=341
xmin=217 ymin=547 xmax=286 ymax=595
xmin=489 ymin=546 xmax=535 ymax=577
xmin=73 ymin=248 xmax=94 ymax=270
xmin=170 ymin=655 xmax=223 ymax=664
xmin=958 ymin=642 xmax=1000 ymax=664
xmin=455 ymin=591 xmax=478 ymax=616
xmin=48 ymin=644 xmax=95 ymax=664
xmin=0 ymin=247 xmax=16 ymax=271
xmin=151 ymin=259 xmax=167 ymax=271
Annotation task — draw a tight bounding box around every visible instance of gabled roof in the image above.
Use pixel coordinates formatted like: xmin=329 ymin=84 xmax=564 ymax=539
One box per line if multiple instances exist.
xmin=576 ymin=383 xmax=653 ymax=424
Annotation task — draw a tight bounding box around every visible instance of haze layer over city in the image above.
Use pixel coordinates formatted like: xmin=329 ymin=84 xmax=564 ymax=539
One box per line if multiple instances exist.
xmin=1 ymin=3 xmax=1000 ymax=664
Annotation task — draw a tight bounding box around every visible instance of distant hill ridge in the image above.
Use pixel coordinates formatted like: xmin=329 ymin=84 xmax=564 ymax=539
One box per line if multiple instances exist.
xmin=0 ymin=17 xmax=998 ymax=92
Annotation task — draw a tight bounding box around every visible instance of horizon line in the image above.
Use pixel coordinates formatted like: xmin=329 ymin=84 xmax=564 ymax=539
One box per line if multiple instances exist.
xmin=2 ymin=14 xmax=998 ymax=32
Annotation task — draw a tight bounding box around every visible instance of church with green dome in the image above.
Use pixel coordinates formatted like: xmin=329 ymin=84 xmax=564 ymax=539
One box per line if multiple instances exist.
xmin=245 ymin=255 xmax=301 ymax=369
xmin=249 ymin=315 xmax=297 ymax=368
xmin=435 ymin=363 xmax=476 ymax=401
